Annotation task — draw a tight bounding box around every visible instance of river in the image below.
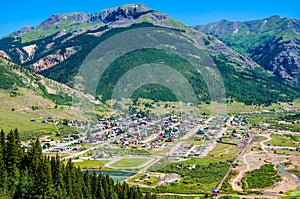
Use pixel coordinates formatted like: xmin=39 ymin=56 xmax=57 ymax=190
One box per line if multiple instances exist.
xmin=279 ymin=165 xmax=300 ymax=191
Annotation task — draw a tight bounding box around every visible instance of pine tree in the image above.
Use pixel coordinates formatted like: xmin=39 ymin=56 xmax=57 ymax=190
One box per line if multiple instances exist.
xmin=37 ymin=157 xmax=54 ymax=198
xmin=90 ymin=172 xmax=97 ymax=199
xmin=5 ymin=129 xmax=20 ymax=193
xmin=13 ymin=129 xmax=23 ymax=168
xmin=53 ymin=154 xmax=66 ymax=198
xmin=71 ymin=166 xmax=83 ymax=199
xmin=14 ymin=169 xmax=34 ymax=198
xmin=65 ymin=159 xmax=74 ymax=199
xmin=82 ymin=171 xmax=92 ymax=199
xmin=95 ymin=174 xmax=105 ymax=199
xmin=0 ymin=130 xmax=6 ymax=193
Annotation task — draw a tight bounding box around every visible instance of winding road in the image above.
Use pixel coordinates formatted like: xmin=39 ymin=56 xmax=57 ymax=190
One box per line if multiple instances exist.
xmin=231 ymin=152 xmax=253 ymax=192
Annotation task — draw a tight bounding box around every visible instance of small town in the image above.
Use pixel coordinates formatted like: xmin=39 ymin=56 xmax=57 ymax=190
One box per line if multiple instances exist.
xmin=16 ymin=106 xmax=298 ymax=198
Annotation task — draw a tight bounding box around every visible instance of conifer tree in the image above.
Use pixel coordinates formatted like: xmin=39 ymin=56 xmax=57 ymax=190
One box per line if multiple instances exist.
xmin=0 ymin=130 xmax=6 ymax=192
xmin=5 ymin=129 xmax=20 ymax=193
xmin=82 ymin=171 xmax=92 ymax=199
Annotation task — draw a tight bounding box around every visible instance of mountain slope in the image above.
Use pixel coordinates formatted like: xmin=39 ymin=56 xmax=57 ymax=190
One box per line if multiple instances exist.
xmin=38 ymin=23 xmax=300 ymax=105
xmin=0 ymin=5 xmax=299 ymax=105
xmin=0 ymin=57 xmax=105 ymax=128
xmin=195 ymin=16 xmax=300 ymax=84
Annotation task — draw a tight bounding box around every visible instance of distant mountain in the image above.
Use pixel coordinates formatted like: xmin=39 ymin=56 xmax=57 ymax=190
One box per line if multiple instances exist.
xmin=195 ymin=16 xmax=300 ymax=84
xmin=0 ymin=5 xmax=299 ymax=105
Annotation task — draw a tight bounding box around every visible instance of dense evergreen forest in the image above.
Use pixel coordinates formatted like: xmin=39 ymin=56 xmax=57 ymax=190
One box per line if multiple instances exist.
xmin=0 ymin=129 xmax=155 ymax=199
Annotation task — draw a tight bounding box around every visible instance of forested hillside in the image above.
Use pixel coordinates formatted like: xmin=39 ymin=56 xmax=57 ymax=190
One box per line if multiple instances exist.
xmin=0 ymin=129 xmax=154 ymax=199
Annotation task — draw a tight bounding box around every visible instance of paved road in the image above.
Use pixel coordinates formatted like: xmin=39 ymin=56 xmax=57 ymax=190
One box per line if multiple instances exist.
xmin=62 ymin=145 xmax=99 ymax=160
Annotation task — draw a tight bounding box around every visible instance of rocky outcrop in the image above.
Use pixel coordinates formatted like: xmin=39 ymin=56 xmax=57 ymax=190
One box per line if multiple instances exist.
xmin=202 ymin=32 xmax=259 ymax=68
xmin=249 ymin=35 xmax=300 ymax=83
xmin=0 ymin=50 xmax=10 ymax=60
xmin=88 ymin=5 xmax=154 ymax=24
xmin=22 ymin=44 xmax=37 ymax=59
xmin=16 ymin=48 xmax=30 ymax=64
xmin=8 ymin=26 xmax=34 ymax=38
xmin=32 ymin=47 xmax=76 ymax=71
xmin=266 ymin=41 xmax=300 ymax=83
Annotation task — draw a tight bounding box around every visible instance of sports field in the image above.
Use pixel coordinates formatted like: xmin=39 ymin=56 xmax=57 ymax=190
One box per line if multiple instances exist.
xmin=110 ymin=157 xmax=151 ymax=168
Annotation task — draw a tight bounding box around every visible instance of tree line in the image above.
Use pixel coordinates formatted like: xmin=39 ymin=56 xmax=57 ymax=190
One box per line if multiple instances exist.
xmin=0 ymin=129 xmax=155 ymax=199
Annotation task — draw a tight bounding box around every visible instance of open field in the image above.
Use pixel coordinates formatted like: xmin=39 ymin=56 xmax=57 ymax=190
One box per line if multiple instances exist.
xmin=110 ymin=157 xmax=152 ymax=168
xmin=180 ymin=144 xmax=238 ymax=167
xmin=0 ymin=88 xmax=77 ymax=133
xmin=0 ymin=107 xmax=60 ymax=133
xmin=111 ymin=98 xmax=300 ymax=116
xmin=265 ymin=135 xmax=298 ymax=147
xmin=270 ymin=149 xmax=299 ymax=155
xmin=205 ymin=143 xmax=238 ymax=162
xmin=128 ymin=173 xmax=159 ymax=186
xmin=247 ymin=111 xmax=300 ymax=132
xmin=199 ymin=99 xmax=300 ymax=115
xmin=72 ymin=160 xmax=109 ymax=169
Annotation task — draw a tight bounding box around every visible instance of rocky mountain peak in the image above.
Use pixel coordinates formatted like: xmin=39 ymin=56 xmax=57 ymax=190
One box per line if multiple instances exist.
xmin=8 ymin=4 xmax=171 ymax=42
xmin=8 ymin=26 xmax=34 ymax=38
xmin=87 ymin=4 xmax=154 ymax=24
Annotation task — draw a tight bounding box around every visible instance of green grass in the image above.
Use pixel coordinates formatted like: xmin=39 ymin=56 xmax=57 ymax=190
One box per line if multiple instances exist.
xmin=293 ymin=98 xmax=300 ymax=105
xmin=199 ymin=101 xmax=283 ymax=114
xmin=271 ymin=124 xmax=300 ymax=133
xmin=72 ymin=160 xmax=108 ymax=169
xmin=205 ymin=143 xmax=238 ymax=162
xmin=265 ymin=135 xmax=298 ymax=147
xmin=280 ymin=191 xmax=300 ymax=199
xmin=180 ymin=144 xmax=237 ymax=167
xmin=110 ymin=157 xmax=150 ymax=168
xmin=287 ymin=169 xmax=300 ymax=177
xmin=247 ymin=112 xmax=300 ymax=132
xmin=221 ymin=138 xmax=239 ymax=145
xmin=0 ymin=108 xmax=59 ymax=133
xmin=129 ymin=173 xmax=159 ymax=186
xmin=273 ymin=149 xmax=299 ymax=155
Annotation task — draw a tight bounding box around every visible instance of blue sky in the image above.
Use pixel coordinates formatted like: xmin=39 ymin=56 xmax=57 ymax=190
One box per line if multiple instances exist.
xmin=1 ymin=0 xmax=299 ymax=37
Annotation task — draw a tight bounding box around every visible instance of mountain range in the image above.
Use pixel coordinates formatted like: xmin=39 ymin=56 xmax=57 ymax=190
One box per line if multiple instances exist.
xmin=195 ymin=16 xmax=300 ymax=84
xmin=0 ymin=4 xmax=299 ymax=106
